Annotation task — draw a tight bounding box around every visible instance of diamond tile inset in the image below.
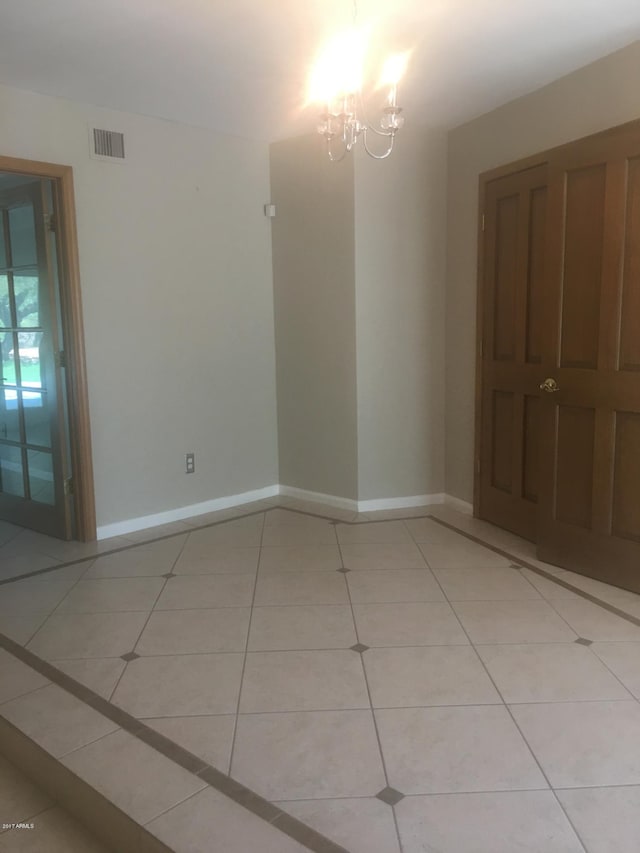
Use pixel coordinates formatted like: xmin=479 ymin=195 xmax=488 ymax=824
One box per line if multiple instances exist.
xmin=121 ymin=651 xmax=140 ymax=662
xmin=376 ymin=786 xmax=405 ymax=806
xmin=350 ymin=643 xmax=369 ymax=654
xmin=337 ymin=567 xmax=351 ymax=574
xmin=574 ymin=637 xmax=593 ymax=646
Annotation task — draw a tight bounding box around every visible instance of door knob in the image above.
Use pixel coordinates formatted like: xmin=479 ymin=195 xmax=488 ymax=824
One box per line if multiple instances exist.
xmin=540 ymin=377 xmax=560 ymax=393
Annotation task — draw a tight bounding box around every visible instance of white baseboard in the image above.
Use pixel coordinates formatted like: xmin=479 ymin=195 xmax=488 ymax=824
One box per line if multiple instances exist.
xmin=444 ymin=494 xmax=474 ymax=515
xmin=357 ymin=493 xmax=446 ymax=512
xmin=278 ymin=485 xmax=358 ymax=512
xmin=96 ymin=485 xmax=280 ymax=540
xmin=96 ymin=484 xmax=470 ymax=541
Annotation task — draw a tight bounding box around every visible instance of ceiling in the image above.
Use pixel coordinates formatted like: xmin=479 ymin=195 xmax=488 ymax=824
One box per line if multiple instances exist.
xmin=1 ymin=0 xmax=640 ymax=141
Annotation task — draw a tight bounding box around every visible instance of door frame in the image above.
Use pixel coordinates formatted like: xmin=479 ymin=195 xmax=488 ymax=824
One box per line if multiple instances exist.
xmin=0 ymin=154 xmax=96 ymax=541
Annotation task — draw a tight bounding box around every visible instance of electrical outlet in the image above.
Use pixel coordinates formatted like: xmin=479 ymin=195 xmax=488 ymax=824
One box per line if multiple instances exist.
xmin=185 ymin=452 xmax=195 ymax=474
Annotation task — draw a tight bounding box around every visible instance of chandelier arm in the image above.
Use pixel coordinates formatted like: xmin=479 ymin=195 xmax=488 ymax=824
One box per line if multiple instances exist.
xmin=327 ymin=136 xmax=349 ymax=162
xmin=361 ymin=128 xmax=395 ymax=160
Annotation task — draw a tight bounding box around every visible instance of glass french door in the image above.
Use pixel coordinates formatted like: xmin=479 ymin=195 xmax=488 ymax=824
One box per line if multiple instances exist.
xmin=0 ymin=176 xmax=72 ymax=538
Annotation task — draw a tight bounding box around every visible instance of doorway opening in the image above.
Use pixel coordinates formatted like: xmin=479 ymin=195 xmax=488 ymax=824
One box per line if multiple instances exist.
xmin=0 ymin=156 xmax=95 ymax=541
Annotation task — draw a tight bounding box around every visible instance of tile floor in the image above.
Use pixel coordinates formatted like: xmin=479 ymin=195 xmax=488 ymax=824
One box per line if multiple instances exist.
xmin=1 ymin=498 xmax=640 ymax=852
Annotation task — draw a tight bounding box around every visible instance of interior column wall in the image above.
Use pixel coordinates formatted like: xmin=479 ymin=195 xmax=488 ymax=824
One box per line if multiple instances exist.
xmin=354 ymin=124 xmax=447 ymax=502
xmin=270 ymin=134 xmax=359 ymax=501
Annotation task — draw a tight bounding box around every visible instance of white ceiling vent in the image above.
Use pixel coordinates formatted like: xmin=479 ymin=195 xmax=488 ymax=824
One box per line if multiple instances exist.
xmin=89 ymin=127 xmax=125 ymax=162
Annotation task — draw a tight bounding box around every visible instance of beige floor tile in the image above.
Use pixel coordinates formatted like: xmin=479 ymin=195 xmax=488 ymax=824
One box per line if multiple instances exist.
xmin=341 ymin=543 xmax=427 ymax=571
xmin=50 ymin=658 xmax=125 ymax=699
xmin=0 ymin=577 xmax=76 ymax=613
xmin=452 ymin=600 xmax=578 ymax=644
xmin=395 ymin=791 xmax=585 ymax=853
xmin=557 ymin=786 xmax=640 ymax=853
xmin=0 ymin=649 xmax=49 ymax=704
xmin=434 ymin=567 xmax=542 ymax=601
xmin=248 ymin=604 xmax=356 ymax=650
xmin=112 ymin=653 xmax=244 ymax=716
xmin=347 ymin=569 xmax=445 ymax=603
xmin=261 ymin=524 xmax=338 ymax=547
xmin=511 ymin=700 xmax=640 ymax=787
xmin=128 ymin=534 xmax=189 ymax=559
xmin=174 ymin=545 xmax=260 ymax=575
xmin=122 ymin=523 xmax=191 ymax=543
xmin=0 ymin=806 xmax=110 ymax=852
xmin=353 ymin=602 xmax=469 ymax=647
xmin=146 ymin=787 xmax=308 ymax=853
xmin=253 ymin=571 xmax=348 ymax=606
xmin=376 ymin=705 xmax=546 ymax=794
xmin=240 ymin=650 xmax=369 ymax=712
xmin=232 ymin=709 xmax=385 ymax=800
xmin=27 ymin=611 xmax=149 ymax=659
xmin=264 ymin=508 xmax=332 ymax=527
xmin=404 ymin=517 xmax=471 ymax=545
xmin=0 ymin=612 xmax=50 ymax=645
xmin=145 ymin=715 xmax=235 ymax=772
xmin=560 ymin=571 xmax=640 ymax=605
xmin=61 ymin=729 xmax=206 ymax=825
xmin=279 ymin=797 xmax=401 ymax=853
xmin=0 ymin=684 xmax=118 ymax=758
xmin=135 ymin=608 xmax=250 ymax=655
xmin=548 ymin=599 xmax=640 ymax=641
xmin=0 ymin=754 xmax=52 ymax=823
xmin=258 ymin=545 xmax=342 ymax=574
xmin=478 ymin=643 xmax=632 ymax=703
xmin=419 ymin=542 xmax=511 ymax=569
xmin=83 ymin=548 xmax=177 ymax=579
xmin=0 ymin=554 xmax=61 ymax=581
xmin=185 ymin=516 xmax=264 ymax=547
xmin=55 ymin=577 xmax=164 ymax=613
xmin=364 ymin=646 xmax=500 ymax=708
xmin=518 ymin=569 xmax=581 ymax=600
xmin=154 ymin=573 xmax=255 ymax=609
xmin=336 ymin=521 xmax=413 ymax=545
xmin=591 ymin=642 xmax=640 ymax=698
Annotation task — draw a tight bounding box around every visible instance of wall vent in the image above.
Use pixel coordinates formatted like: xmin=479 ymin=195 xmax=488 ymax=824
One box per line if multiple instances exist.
xmin=89 ymin=127 xmax=125 ymax=161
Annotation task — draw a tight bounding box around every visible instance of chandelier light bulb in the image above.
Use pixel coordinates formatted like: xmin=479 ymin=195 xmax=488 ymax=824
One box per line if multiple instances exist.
xmin=310 ymin=24 xmax=409 ymax=161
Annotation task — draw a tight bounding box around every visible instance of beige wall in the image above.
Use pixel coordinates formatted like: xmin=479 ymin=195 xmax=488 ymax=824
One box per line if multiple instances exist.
xmin=446 ymin=40 xmax=640 ymax=503
xmin=355 ymin=125 xmax=447 ymax=500
xmin=270 ymin=134 xmax=359 ymax=500
xmin=0 ymin=83 xmax=279 ymax=528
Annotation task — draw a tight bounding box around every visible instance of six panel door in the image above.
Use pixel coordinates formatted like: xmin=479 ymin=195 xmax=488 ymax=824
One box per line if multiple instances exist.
xmin=537 ymin=124 xmax=640 ymax=592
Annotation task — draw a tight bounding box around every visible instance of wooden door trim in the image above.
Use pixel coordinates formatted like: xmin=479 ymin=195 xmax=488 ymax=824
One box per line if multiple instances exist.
xmin=0 ymin=155 xmax=96 ymax=541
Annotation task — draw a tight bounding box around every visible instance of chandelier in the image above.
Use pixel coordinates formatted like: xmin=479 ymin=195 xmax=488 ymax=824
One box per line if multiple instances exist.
xmin=308 ymin=9 xmax=409 ymax=161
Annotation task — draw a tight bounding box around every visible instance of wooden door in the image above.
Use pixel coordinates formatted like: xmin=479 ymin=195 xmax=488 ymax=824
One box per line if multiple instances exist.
xmin=477 ymin=164 xmax=548 ymax=541
xmin=537 ymin=123 xmax=640 ymax=592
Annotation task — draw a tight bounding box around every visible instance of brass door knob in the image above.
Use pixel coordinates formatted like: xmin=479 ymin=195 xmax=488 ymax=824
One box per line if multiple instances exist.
xmin=540 ymin=377 xmax=560 ymax=393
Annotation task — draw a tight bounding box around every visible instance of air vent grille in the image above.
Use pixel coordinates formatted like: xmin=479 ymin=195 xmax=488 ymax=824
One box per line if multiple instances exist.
xmin=91 ymin=128 xmax=125 ymax=159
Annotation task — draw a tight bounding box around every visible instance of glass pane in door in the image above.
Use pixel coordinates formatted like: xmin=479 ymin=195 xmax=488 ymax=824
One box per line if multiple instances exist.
xmin=0 ymin=443 xmax=24 ymax=497
xmin=8 ymin=204 xmax=37 ymax=266
xmin=14 ymin=272 xmax=40 ymax=327
xmin=27 ymin=449 xmax=54 ymax=505
xmin=0 ymin=274 xmax=9 ymax=325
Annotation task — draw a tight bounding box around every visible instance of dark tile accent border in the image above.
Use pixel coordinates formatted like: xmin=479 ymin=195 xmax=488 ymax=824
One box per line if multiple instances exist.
xmin=426 ymin=515 xmax=640 ymax=629
xmin=0 ymin=635 xmax=349 ymax=853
